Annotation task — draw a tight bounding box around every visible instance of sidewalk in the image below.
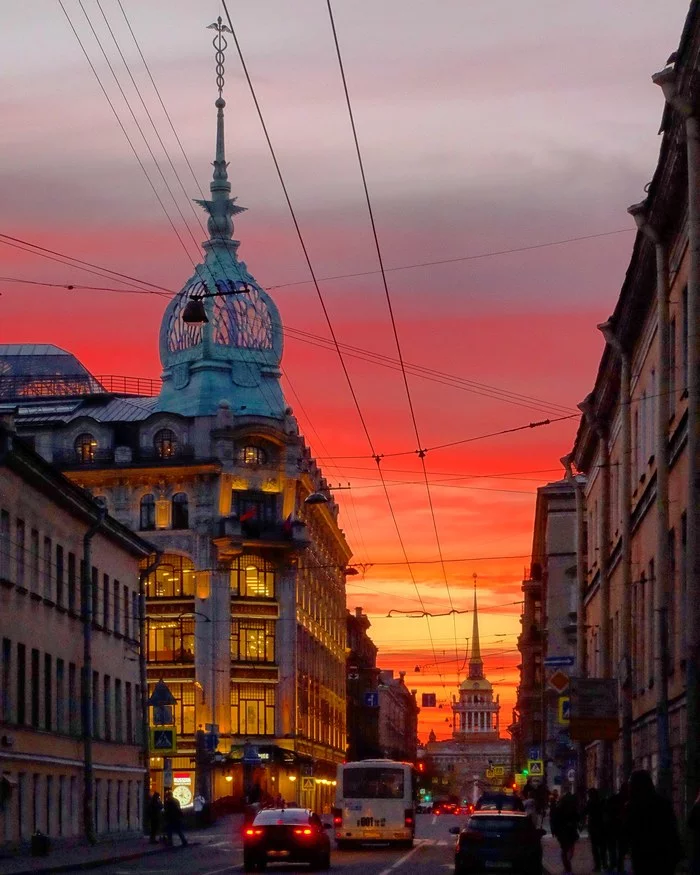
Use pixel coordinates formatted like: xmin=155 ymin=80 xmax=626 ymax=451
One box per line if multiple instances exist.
xmin=542 ymin=833 xmax=595 ymax=875
xmin=0 ymin=815 xmax=242 ymax=875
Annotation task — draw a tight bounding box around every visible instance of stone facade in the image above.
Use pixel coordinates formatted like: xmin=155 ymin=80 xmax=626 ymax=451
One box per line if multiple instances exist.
xmin=0 ymin=61 xmax=353 ymax=813
xmin=0 ymin=423 xmax=152 ymax=846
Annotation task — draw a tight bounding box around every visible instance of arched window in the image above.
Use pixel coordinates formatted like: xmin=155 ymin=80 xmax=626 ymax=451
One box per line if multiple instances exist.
xmin=172 ymin=493 xmax=189 ymax=530
xmin=154 ymin=428 xmax=177 ymax=459
xmin=237 ymin=445 xmax=267 ymax=467
xmin=140 ymin=494 xmax=156 ymax=531
xmin=142 ymin=553 xmax=196 ymax=598
xmin=75 ymin=433 xmax=97 ymax=463
xmin=230 ymin=554 xmax=275 ymax=598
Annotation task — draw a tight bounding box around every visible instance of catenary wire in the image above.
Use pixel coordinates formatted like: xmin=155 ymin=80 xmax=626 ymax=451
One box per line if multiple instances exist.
xmin=57 ymin=0 xmax=196 ymax=267
xmin=220 ymin=0 xmax=446 ymax=688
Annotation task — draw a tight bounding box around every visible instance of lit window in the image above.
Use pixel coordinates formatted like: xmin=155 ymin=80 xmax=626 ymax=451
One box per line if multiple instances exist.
xmin=238 ymin=445 xmax=267 ymax=466
xmin=75 ymin=433 xmax=97 ymax=463
xmin=230 ymin=554 xmax=275 ymax=598
xmin=154 ymin=429 xmax=177 ymax=459
xmin=142 ymin=553 xmax=196 ymax=598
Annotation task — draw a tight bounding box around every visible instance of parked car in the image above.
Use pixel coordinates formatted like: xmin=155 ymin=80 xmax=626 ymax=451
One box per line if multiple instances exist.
xmin=243 ymin=808 xmax=331 ymax=871
xmin=450 ymin=811 xmax=544 ymax=875
xmin=475 ymin=792 xmax=524 ymax=812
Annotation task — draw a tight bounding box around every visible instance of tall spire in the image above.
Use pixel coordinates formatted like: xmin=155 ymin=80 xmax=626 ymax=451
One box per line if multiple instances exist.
xmin=469 ymin=574 xmax=484 ymax=679
xmin=195 ymin=17 xmax=246 ymax=246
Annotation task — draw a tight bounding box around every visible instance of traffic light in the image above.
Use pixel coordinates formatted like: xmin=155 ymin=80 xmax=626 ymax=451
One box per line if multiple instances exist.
xmin=522 ymin=768 xmax=529 ymax=777
xmin=512 ymin=783 xmax=517 ymax=791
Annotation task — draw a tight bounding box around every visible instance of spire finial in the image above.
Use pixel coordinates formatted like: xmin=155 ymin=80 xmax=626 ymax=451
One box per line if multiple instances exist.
xmin=469 ymin=573 xmax=483 ymax=678
xmin=196 ymin=17 xmax=246 ymax=244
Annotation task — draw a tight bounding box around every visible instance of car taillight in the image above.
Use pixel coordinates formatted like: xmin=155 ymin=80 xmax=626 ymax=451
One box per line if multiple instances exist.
xmin=294 ymin=828 xmax=313 ymax=836
xmin=332 ymin=807 xmax=342 ymax=826
xmin=244 ymin=828 xmax=264 ymax=837
xmin=404 ymin=810 xmax=414 ymax=827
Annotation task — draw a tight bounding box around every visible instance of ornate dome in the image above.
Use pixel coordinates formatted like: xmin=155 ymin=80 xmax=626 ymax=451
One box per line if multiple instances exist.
xmin=459 ymin=676 xmax=493 ymax=692
xmin=155 ymin=41 xmax=285 ymax=420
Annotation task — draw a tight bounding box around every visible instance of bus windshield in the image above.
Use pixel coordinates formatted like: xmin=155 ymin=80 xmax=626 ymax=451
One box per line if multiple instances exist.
xmin=342 ymin=767 xmax=405 ymax=799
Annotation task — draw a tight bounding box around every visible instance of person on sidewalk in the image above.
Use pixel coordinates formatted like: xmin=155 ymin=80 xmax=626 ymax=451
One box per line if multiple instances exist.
xmin=605 ymin=781 xmax=629 ymax=873
xmin=163 ymin=790 xmax=189 ymax=847
xmin=583 ymin=787 xmax=608 ymax=872
xmin=148 ymin=791 xmax=163 ymax=844
xmin=623 ymin=769 xmax=682 ymax=875
xmin=551 ymin=784 xmax=579 ymax=874
xmin=688 ymin=790 xmax=700 ymax=875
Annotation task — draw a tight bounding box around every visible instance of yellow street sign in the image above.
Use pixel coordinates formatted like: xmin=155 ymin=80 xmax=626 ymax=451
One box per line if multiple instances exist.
xmin=558 ymin=696 xmax=571 ymax=725
xmin=150 ymin=727 xmax=177 ymax=755
xmin=301 ymin=777 xmax=314 ymax=792
xmin=485 ymin=769 xmax=495 ymax=778
xmin=493 ymin=766 xmax=505 ymax=777
xmin=527 ymin=760 xmax=543 ymax=777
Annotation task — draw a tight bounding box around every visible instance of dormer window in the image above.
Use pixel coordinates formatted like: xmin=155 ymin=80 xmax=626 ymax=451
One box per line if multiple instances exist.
xmin=154 ymin=428 xmax=177 ymax=459
xmin=238 ymin=445 xmax=267 ymax=467
xmin=75 ymin=433 xmax=97 ymax=463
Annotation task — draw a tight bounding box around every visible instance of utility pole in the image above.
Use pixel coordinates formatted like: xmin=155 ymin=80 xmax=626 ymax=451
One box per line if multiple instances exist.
xmin=81 ymin=508 xmax=105 ymax=845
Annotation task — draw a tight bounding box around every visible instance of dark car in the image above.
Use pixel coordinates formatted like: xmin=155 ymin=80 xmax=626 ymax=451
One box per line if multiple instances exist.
xmin=475 ymin=792 xmax=525 ymax=812
xmin=451 ymin=811 xmax=544 ymax=875
xmin=243 ymin=808 xmax=331 ymax=872
xmin=434 ymin=801 xmax=458 ymax=815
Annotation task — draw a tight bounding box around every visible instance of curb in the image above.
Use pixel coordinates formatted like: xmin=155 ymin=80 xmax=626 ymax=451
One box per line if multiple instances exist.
xmin=4 ymin=841 xmax=200 ymax=875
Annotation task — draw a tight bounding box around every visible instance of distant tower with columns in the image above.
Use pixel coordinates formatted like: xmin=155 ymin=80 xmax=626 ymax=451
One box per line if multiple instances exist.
xmin=452 ymin=583 xmax=500 ymax=741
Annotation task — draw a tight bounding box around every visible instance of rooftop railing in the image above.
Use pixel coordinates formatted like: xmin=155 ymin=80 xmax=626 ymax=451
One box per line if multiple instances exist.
xmin=0 ymin=373 xmax=161 ymax=401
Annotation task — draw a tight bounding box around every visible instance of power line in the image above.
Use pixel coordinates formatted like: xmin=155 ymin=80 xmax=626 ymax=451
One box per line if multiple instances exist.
xmin=267 ymin=228 xmax=635 ymax=290
xmin=0 ymin=235 xmax=173 ymax=295
xmin=57 ymin=0 xmax=195 ymax=267
xmin=221 ymin=0 xmax=446 ymax=687
xmin=314 ymin=413 xmax=578 ymax=461
xmin=327 ymin=0 xmax=463 ymax=681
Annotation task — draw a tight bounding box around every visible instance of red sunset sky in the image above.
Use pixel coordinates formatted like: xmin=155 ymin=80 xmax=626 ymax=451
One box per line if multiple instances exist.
xmin=0 ymin=0 xmax=690 ymax=740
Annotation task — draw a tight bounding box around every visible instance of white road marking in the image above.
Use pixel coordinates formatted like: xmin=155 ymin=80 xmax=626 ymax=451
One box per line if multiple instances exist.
xmin=377 ymin=840 xmax=427 ymax=875
xmin=200 ymin=863 xmax=242 ymax=875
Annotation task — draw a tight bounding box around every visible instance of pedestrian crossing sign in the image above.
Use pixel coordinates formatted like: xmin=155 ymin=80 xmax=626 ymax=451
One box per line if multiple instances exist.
xmin=527 ymin=760 xmax=543 ymax=777
xmin=150 ymin=727 xmax=177 ymax=755
xmin=301 ymin=777 xmax=315 ymax=792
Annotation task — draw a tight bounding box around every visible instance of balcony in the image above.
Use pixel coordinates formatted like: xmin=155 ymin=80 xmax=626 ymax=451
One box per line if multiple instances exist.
xmin=214 ymin=516 xmax=310 ymax=557
xmin=55 ymin=444 xmax=197 ymax=469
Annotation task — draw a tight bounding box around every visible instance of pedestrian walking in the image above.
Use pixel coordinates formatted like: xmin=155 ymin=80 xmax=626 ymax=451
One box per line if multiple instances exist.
xmin=148 ymin=791 xmax=163 ymax=844
xmin=623 ymin=769 xmax=681 ymax=875
xmin=551 ymin=785 xmax=579 ymax=874
xmin=583 ymin=787 xmax=608 ymax=872
xmin=605 ymin=781 xmax=628 ymax=873
xmin=523 ymin=796 xmax=538 ymax=827
xmin=687 ymin=789 xmax=700 ymax=875
xmin=163 ymin=790 xmax=189 ymax=847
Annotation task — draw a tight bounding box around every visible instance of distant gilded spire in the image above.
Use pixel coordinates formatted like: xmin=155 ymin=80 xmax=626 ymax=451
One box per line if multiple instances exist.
xmin=195 ymin=17 xmax=246 ymax=245
xmin=469 ymin=575 xmax=484 ymax=679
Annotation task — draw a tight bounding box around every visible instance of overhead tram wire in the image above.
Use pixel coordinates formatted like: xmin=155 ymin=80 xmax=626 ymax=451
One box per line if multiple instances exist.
xmin=76 ymin=0 xmax=208 ymax=265
xmin=327 ymin=0 xmax=464 ymax=684
xmin=57 ymin=1 xmax=196 ymax=268
xmin=0 ymin=265 xmax=575 ymax=416
xmin=0 ymin=235 xmax=174 ymax=295
xmin=281 ymin=368 xmax=372 ymax=565
xmin=267 ymin=227 xmax=635 ymax=290
xmin=220 ymin=0 xmax=447 ymax=688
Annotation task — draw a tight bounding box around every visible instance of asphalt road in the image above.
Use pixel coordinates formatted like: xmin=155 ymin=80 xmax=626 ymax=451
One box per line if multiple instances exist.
xmin=96 ymin=813 xmax=459 ymax=875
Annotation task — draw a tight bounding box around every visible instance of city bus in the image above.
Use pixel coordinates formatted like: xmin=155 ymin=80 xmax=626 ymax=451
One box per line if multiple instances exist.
xmin=332 ymin=759 xmax=415 ymax=848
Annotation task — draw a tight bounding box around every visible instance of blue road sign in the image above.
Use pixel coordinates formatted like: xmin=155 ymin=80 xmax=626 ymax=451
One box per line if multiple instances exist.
xmin=543 ymin=655 xmax=575 ymax=668
xmin=364 ymin=691 xmax=379 ymax=708
xmin=204 ymin=732 xmax=219 ymax=753
xmin=528 ymin=746 xmax=540 ymax=761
